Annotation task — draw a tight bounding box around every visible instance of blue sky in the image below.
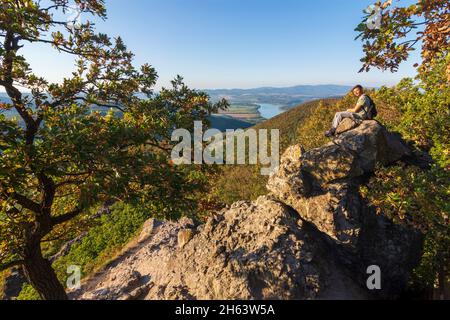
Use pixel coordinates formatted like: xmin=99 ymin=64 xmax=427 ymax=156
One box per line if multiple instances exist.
xmin=18 ymin=0 xmax=420 ymax=90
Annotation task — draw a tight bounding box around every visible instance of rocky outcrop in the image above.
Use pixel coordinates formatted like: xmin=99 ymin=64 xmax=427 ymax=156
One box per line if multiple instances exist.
xmin=72 ymin=121 xmax=422 ymax=300
xmin=267 ymin=121 xmax=413 ymax=245
xmin=267 ymin=121 xmax=421 ymax=297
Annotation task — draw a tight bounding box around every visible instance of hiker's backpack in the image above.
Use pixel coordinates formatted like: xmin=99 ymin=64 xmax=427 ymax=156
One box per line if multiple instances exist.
xmin=363 ymin=95 xmax=378 ymax=120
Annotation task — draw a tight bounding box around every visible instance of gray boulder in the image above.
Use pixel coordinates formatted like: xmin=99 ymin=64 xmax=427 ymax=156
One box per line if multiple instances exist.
xmin=335 ymin=118 xmax=361 ymax=135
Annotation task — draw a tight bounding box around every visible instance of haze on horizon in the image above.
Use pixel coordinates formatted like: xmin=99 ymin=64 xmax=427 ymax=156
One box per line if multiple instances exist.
xmin=3 ymin=0 xmax=420 ymax=92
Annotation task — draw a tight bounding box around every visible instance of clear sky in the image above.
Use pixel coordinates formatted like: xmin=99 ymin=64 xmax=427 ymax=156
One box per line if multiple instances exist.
xmin=18 ymin=0 xmax=420 ymax=91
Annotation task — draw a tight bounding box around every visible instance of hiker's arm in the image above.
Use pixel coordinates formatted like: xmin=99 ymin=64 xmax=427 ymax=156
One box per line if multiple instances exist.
xmin=347 ymin=104 xmax=363 ymax=113
xmin=347 ymin=97 xmax=365 ymax=113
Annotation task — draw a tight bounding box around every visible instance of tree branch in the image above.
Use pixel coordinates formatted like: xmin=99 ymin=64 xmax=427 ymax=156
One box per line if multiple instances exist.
xmin=7 ymin=192 xmax=41 ymax=214
xmin=75 ymin=96 xmax=125 ymax=113
xmin=14 ymin=196 xmax=41 ymax=213
xmin=21 ymin=36 xmax=101 ymax=58
xmin=0 ymin=259 xmax=24 ymax=272
xmin=1 ymin=31 xmax=39 ymax=145
xmin=51 ymin=209 xmax=83 ymax=227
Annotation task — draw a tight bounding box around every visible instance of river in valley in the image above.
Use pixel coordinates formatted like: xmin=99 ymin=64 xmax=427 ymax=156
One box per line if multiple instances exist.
xmin=257 ymin=103 xmax=284 ymax=120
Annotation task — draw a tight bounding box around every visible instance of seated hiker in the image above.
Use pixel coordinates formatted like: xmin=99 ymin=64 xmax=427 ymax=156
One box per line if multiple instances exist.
xmin=325 ymin=85 xmax=376 ymax=137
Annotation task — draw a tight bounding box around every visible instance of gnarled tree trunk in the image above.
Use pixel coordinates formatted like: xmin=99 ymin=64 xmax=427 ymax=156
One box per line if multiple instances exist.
xmin=22 ymin=240 xmax=68 ymax=300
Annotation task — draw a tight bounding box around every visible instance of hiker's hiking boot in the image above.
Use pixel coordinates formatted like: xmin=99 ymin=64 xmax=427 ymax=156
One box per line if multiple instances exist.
xmin=324 ymin=128 xmax=336 ymax=137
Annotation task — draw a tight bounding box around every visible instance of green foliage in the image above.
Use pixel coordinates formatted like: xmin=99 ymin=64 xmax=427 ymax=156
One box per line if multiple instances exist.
xmin=356 ymin=0 xmax=450 ymax=73
xmin=210 ymin=165 xmax=267 ymax=205
xmin=361 ymin=165 xmax=449 ymax=290
xmin=0 ymin=269 xmax=7 ymax=299
xmin=296 ymin=99 xmax=343 ymax=150
xmin=16 ymin=283 xmax=40 ymax=301
xmin=52 ymin=202 xmax=151 ymax=281
xmin=361 ymin=57 xmax=450 ymax=293
xmin=374 ymin=56 xmax=450 ymax=168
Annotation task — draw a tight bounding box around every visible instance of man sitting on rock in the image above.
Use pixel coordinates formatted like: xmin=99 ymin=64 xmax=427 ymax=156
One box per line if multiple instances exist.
xmin=325 ymin=85 xmax=374 ymax=137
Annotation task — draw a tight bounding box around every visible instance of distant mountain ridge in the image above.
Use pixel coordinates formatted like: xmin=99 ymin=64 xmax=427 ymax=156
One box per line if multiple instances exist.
xmin=204 ymin=84 xmax=353 ymax=96
xmin=203 ymin=84 xmax=353 ymax=108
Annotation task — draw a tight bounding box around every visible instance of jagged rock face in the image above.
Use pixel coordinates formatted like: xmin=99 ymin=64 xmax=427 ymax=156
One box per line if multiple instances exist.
xmin=73 ymin=121 xmax=422 ymax=300
xmin=147 ymin=197 xmax=326 ymax=300
xmin=73 ymin=198 xmax=369 ymax=300
xmin=267 ymin=121 xmax=412 ymax=243
xmin=267 ymin=120 xmax=422 ymax=298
